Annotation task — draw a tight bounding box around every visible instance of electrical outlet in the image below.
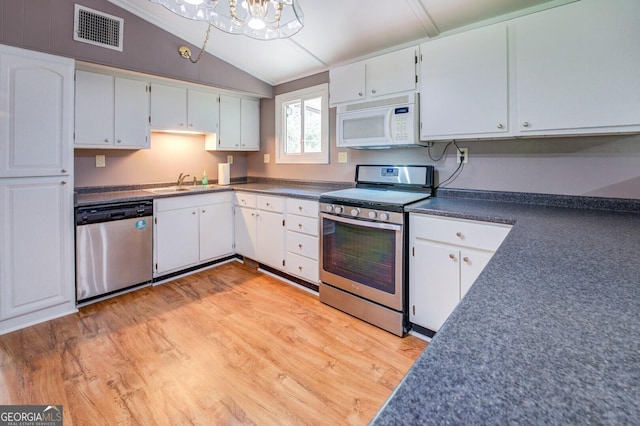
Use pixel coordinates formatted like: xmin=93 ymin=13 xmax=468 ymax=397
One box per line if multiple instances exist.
xmin=227 ymin=155 xmax=233 ymax=165
xmin=456 ymin=147 xmax=469 ymax=164
xmin=264 ymin=154 xmax=270 ymax=163
xmin=338 ymin=152 xmax=348 ymax=163
xmin=95 ymin=154 xmax=106 ymax=168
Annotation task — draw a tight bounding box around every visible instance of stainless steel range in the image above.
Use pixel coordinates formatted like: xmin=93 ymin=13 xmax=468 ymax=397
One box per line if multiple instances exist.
xmin=319 ymin=165 xmax=434 ymax=336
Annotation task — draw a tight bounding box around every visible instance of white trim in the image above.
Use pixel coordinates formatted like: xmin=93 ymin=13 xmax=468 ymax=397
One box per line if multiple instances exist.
xmin=275 ymin=83 xmax=329 ymax=164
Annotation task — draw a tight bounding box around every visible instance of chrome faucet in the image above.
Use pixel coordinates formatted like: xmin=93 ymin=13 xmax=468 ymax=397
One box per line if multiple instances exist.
xmin=176 ymin=172 xmax=190 ymax=188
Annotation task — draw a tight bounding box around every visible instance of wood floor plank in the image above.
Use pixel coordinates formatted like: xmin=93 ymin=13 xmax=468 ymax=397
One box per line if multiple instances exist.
xmin=0 ymin=262 xmax=427 ymax=425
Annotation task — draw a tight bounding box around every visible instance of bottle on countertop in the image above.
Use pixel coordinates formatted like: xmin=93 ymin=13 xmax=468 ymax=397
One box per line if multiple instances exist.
xmin=202 ymin=170 xmax=208 ymax=186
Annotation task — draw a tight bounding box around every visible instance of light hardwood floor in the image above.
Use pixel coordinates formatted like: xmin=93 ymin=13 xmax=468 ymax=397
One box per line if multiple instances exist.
xmin=0 ymin=262 xmax=426 ymax=425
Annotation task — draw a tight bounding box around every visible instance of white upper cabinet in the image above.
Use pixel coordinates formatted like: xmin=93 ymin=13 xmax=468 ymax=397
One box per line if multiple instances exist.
xmin=330 ymin=46 xmax=418 ymax=105
xmin=75 ymin=70 xmax=150 ymax=149
xmin=150 ymin=83 xmax=221 ymax=134
xmin=188 ymin=89 xmax=219 ymax=134
xmin=419 ymin=0 xmax=640 ymax=141
xmin=210 ymin=95 xmax=260 ymax=151
xmin=420 ymin=25 xmax=509 ymax=140
xmin=0 ymin=45 xmax=73 ymax=177
xmin=150 ymin=83 xmax=188 ymax=131
xmin=514 ymin=0 xmax=640 ymax=135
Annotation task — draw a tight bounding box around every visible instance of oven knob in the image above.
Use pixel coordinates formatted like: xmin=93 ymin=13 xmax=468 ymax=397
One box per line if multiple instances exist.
xmin=379 ymin=212 xmax=390 ymax=221
xmin=334 ymin=206 xmax=344 ymax=214
xmin=325 ymin=204 xmax=334 ymax=212
xmin=350 ymin=208 xmax=360 ymax=216
xmin=368 ymin=211 xmax=377 ymax=219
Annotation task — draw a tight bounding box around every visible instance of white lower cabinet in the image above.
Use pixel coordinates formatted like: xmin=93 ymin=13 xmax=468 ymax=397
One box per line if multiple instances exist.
xmin=234 ymin=193 xmax=285 ymax=269
xmin=409 ymin=213 xmax=511 ymax=332
xmin=0 ymin=178 xmax=75 ymax=333
xmin=285 ymin=198 xmax=319 ymax=283
xmin=154 ymin=192 xmax=233 ymax=277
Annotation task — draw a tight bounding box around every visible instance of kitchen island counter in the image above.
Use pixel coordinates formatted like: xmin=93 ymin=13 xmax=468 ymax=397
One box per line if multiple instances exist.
xmin=373 ymin=192 xmax=640 ymax=424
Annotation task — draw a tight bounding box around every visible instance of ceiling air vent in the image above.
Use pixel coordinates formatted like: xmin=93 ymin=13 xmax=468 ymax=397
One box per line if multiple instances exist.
xmin=73 ymin=4 xmax=124 ymax=52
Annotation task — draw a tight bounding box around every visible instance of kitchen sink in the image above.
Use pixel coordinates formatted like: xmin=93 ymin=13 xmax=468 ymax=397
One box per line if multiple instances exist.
xmin=143 ymin=185 xmax=219 ymax=194
xmin=143 ymin=186 xmax=193 ymax=194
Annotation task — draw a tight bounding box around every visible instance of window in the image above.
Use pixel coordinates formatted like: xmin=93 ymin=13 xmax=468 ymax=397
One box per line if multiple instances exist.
xmin=275 ymin=83 xmax=329 ymax=164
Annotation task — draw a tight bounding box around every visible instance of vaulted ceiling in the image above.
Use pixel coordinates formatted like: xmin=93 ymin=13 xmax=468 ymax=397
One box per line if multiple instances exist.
xmin=109 ymin=0 xmax=575 ymax=86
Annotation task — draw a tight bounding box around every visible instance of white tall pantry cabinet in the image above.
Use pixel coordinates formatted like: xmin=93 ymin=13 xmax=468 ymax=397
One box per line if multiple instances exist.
xmin=0 ymin=45 xmax=76 ymax=334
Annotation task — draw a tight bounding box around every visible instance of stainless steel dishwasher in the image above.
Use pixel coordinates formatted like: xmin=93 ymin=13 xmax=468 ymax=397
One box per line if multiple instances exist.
xmin=76 ymin=200 xmax=153 ymax=304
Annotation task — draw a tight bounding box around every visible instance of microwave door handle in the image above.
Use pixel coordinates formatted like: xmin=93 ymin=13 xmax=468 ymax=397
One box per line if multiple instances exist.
xmin=386 ymin=108 xmax=394 ymax=140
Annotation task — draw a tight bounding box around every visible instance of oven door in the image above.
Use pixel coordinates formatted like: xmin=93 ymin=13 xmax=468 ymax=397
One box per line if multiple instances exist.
xmin=320 ymin=212 xmax=403 ymax=311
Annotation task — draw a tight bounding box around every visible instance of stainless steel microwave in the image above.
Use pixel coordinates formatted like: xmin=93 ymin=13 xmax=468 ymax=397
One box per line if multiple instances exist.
xmin=336 ymin=93 xmax=423 ymax=149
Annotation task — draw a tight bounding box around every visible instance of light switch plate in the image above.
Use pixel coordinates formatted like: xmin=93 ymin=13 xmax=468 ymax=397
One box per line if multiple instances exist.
xmin=264 ymin=154 xmax=270 ymax=163
xmin=338 ymin=152 xmax=348 ymax=163
xmin=227 ymin=155 xmax=233 ymax=165
xmin=95 ymin=154 xmax=106 ymax=168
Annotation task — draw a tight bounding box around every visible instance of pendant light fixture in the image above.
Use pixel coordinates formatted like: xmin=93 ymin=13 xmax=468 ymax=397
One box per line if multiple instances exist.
xmin=149 ymin=0 xmax=304 ymax=41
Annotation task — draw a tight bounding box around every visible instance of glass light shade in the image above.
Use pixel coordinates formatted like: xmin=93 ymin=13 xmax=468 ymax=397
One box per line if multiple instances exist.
xmin=149 ymin=0 xmax=303 ymax=40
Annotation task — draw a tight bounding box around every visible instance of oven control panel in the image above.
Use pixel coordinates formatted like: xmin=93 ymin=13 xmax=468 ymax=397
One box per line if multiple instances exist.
xmin=321 ymin=203 xmax=403 ymax=224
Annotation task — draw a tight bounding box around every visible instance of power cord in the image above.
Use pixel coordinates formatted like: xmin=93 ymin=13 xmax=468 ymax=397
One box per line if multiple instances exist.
xmin=431 ymin=141 xmax=465 ymax=190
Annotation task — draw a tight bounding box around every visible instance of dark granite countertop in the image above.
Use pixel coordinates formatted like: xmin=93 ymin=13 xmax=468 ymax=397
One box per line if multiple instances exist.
xmin=75 ymin=180 xmax=350 ymax=207
xmin=373 ymin=194 xmax=640 ymax=425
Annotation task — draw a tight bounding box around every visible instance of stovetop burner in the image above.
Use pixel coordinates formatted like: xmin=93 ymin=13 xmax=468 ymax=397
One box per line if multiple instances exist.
xmin=320 ymin=165 xmax=434 ymax=212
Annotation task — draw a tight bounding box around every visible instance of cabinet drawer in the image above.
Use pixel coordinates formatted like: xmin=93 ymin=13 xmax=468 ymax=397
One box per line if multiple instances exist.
xmin=156 ymin=192 xmax=232 ymax=212
xmin=410 ymin=214 xmax=511 ymax=251
xmin=257 ymin=195 xmax=285 ymax=212
xmin=234 ymin=192 xmax=256 ymax=208
xmin=286 ymin=252 xmax=319 ymax=283
xmin=286 ymin=231 xmax=319 ymax=260
xmin=286 ymin=214 xmax=319 ymax=237
xmin=286 ymin=198 xmax=318 ymax=218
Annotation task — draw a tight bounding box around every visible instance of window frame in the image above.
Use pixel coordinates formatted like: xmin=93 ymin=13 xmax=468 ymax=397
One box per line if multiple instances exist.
xmin=275 ymin=83 xmax=329 ymax=164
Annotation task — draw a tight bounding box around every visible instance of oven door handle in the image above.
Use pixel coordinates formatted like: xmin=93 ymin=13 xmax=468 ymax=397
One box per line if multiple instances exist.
xmin=320 ymin=212 xmax=402 ymax=231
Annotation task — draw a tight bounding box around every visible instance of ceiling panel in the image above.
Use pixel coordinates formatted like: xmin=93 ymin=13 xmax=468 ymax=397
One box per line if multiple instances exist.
xmin=109 ymin=0 xmax=577 ymax=86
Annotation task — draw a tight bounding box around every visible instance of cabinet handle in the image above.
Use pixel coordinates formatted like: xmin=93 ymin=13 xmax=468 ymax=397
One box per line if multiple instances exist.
xmin=104 ymin=138 xmax=109 ymax=143
xmin=251 ymin=212 xmax=255 ymax=216
xmin=358 ymin=92 xmax=363 ymax=97
xmin=522 ymin=121 xmax=531 ymax=128
xmin=298 ymin=223 xmax=303 ymax=229
xmin=202 ymin=209 xmax=206 ymax=213
xmin=298 ymin=206 xmax=303 ymax=211
xmin=192 ymin=211 xmax=196 ymax=215
xmin=180 ymin=123 xmax=184 ymax=127
xmin=463 ymin=257 xmax=470 ymax=263
xmin=448 ymin=253 xmax=457 ymax=261
xmin=189 ymin=123 xmax=193 ymax=127
xmin=116 ymin=139 xmax=122 ymax=144
xmin=61 ymin=169 xmax=67 ymax=173
xmin=371 ymin=89 xmax=377 ymax=94
xmin=298 ymin=266 xmax=303 ymax=271
xmin=455 ymin=232 xmax=463 ymax=238
xmin=298 ymin=244 xmax=303 ymax=249
xmin=497 ymin=124 xmax=504 ymax=129
xmin=266 ymin=202 xmax=270 ymax=206
xmin=61 ymin=180 xmax=67 ymax=185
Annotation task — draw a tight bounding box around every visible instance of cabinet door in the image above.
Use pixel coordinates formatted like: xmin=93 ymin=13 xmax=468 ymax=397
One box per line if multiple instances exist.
xmin=459 ymin=248 xmax=493 ymax=300
xmin=188 ymin=89 xmax=219 ymax=133
xmin=150 ymin=83 xmax=187 ymax=131
xmin=75 ymin=71 xmax=114 ymax=147
xmin=219 ymin=95 xmax=241 ymax=149
xmin=114 ymin=77 xmax=150 ymax=148
xmin=256 ymin=209 xmax=285 ymax=269
xmin=329 ymin=62 xmax=366 ymax=105
xmin=410 ymin=239 xmax=460 ymax=332
xmin=199 ymin=202 xmax=233 ymax=261
xmin=240 ymin=98 xmax=260 ymax=150
xmin=0 ymin=178 xmax=73 ymax=320
xmin=420 ymin=26 xmax=508 ymax=139
xmin=0 ymin=47 xmax=73 ymax=177
xmin=366 ymin=45 xmax=417 ymax=98
xmin=234 ymin=205 xmax=257 ymax=259
xmin=155 ymin=208 xmax=199 ymax=275
xmin=515 ymin=0 xmax=640 ymax=133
